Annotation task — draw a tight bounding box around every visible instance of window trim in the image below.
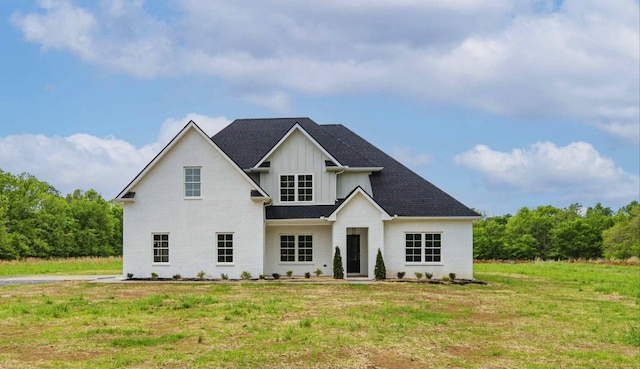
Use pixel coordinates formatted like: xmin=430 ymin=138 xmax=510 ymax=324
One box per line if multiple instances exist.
xmin=279 ymin=234 xmax=314 ymax=264
xmin=216 ymin=233 xmax=234 ymax=265
xmin=184 ymin=166 xmax=202 ymax=199
xmin=152 ymin=233 xmax=170 ymax=265
xmin=404 ymin=231 xmax=443 ymax=265
xmin=279 ymin=173 xmax=314 ymax=203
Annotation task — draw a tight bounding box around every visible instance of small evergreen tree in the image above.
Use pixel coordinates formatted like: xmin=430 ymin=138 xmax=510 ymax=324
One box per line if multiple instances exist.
xmin=374 ymin=248 xmax=386 ymax=280
xmin=333 ymin=246 xmax=344 ymax=279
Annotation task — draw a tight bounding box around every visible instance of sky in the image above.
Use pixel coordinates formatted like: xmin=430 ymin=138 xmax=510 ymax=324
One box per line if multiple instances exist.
xmin=0 ymin=0 xmax=638 ymax=216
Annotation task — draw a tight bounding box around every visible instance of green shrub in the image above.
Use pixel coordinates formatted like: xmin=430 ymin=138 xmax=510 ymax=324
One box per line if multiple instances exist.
xmin=286 ymin=270 xmax=293 ymax=278
xmin=240 ymin=271 xmax=252 ymax=280
xmin=414 ymin=272 xmax=423 ymax=280
xmin=425 ymin=272 xmax=433 ymax=280
xmin=172 ymin=274 xmax=181 ymax=280
xmin=333 ymin=246 xmax=344 ymax=279
xmin=126 ymin=273 xmax=134 ymax=279
xmin=442 ymin=276 xmax=450 ymax=282
xmin=304 ymin=272 xmax=311 ymax=278
xmin=220 ymin=273 xmax=228 ymax=280
xmin=374 ymin=249 xmax=386 ymax=280
xmin=197 ymin=270 xmax=205 ymax=280
xmin=448 ymin=273 xmax=456 ymax=281
xmin=150 ymin=272 xmax=158 ymax=280
xmin=397 ymin=271 xmax=405 ymax=279
xmin=314 ymin=268 xmax=323 ymax=277
xmin=272 ymin=273 xmax=280 ymax=280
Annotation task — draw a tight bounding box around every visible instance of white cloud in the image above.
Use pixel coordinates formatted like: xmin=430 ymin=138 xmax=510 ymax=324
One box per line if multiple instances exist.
xmin=0 ymin=114 xmax=230 ymax=198
xmin=9 ymin=0 xmax=640 ymax=142
xmin=454 ymin=141 xmax=639 ymax=203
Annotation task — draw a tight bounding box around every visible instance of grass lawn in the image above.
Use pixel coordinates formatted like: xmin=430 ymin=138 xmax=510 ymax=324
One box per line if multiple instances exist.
xmin=0 ymin=257 xmax=122 ymax=276
xmin=0 ymin=260 xmax=638 ymax=368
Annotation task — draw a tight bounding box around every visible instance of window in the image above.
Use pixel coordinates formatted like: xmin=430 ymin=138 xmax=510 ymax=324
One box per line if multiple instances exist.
xmin=280 ymin=174 xmax=313 ymax=202
xmin=424 ymin=233 xmax=441 ymax=262
xmin=217 ymin=234 xmax=233 ymax=263
xmin=184 ymin=167 xmax=201 ymax=197
xmin=153 ymin=234 xmax=169 ymax=263
xmin=280 ymin=234 xmax=313 ymax=262
xmin=405 ymin=233 xmax=441 ymax=263
xmin=297 ymin=175 xmax=313 ymax=201
xmin=298 ymin=235 xmax=313 ymax=262
xmin=405 ymin=233 xmax=422 ymax=262
xmin=280 ymin=175 xmax=295 ymax=202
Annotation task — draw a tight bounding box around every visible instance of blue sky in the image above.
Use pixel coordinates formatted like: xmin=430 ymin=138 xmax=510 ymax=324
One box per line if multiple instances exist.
xmin=0 ymin=0 xmax=638 ymax=216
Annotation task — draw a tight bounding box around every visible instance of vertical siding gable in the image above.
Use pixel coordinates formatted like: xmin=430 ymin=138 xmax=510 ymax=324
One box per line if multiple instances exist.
xmin=261 ymin=129 xmax=337 ymax=205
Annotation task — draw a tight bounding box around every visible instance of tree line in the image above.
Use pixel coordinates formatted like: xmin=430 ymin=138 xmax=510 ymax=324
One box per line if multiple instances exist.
xmin=0 ymin=169 xmax=122 ymax=260
xmin=473 ymin=201 xmax=640 ymax=260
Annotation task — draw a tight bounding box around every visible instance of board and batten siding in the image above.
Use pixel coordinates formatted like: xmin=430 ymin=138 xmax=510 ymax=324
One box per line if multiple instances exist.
xmin=336 ymin=172 xmax=373 ymax=198
xmin=260 ymin=129 xmax=337 ymax=205
xmin=122 ymin=128 xmax=265 ymax=280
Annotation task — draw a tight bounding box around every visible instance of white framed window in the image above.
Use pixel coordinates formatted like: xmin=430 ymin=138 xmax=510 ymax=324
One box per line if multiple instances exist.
xmin=279 ymin=174 xmax=313 ymax=202
xmin=217 ymin=233 xmax=233 ymax=264
xmin=153 ymin=233 xmax=169 ymax=263
xmin=184 ymin=167 xmax=201 ymax=198
xmin=280 ymin=234 xmax=313 ymax=263
xmin=405 ymin=232 xmax=441 ymax=263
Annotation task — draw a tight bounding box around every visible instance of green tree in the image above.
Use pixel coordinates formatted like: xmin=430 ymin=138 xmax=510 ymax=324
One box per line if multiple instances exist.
xmin=603 ymin=202 xmax=640 ymax=259
xmin=374 ymin=249 xmax=386 ymax=280
xmin=473 ymin=215 xmax=510 ymax=259
xmin=332 ymin=246 xmax=344 ymax=279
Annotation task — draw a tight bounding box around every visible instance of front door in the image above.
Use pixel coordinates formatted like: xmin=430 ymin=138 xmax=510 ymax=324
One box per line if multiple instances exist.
xmin=346 ymin=235 xmax=360 ymax=274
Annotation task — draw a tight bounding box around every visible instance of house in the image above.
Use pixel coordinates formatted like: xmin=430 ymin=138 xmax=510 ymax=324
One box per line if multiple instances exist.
xmin=115 ymin=118 xmax=480 ymax=280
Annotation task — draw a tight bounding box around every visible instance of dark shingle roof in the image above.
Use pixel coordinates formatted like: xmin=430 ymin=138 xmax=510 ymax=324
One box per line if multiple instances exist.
xmin=213 ymin=117 xmax=478 ymax=217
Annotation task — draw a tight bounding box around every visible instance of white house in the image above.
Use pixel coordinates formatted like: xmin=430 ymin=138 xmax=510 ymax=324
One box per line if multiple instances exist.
xmin=116 ymin=118 xmax=480 ymax=280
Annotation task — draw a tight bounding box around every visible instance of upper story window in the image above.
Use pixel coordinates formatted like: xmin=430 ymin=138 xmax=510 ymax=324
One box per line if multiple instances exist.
xmin=184 ymin=167 xmax=201 ymax=198
xmin=280 ymin=174 xmax=313 ymax=202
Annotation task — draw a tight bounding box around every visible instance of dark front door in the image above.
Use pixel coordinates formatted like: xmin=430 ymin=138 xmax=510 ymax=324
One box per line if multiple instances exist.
xmin=346 ymin=235 xmax=360 ymax=274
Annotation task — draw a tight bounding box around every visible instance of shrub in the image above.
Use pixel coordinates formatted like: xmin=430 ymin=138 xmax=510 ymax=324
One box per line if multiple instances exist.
xmin=333 ymin=246 xmax=344 ymax=279
xmin=442 ymin=276 xmax=450 ymax=282
xmin=374 ymin=249 xmax=386 ymax=280
xmin=220 ymin=273 xmax=228 ymax=280
xmin=259 ymin=274 xmax=265 ymax=280
xmin=172 ymin=274 xmax=181 ymax=280
xmin=425 ymin=272 xmax=433 ymax=280
xmin=414 ymin=272 xmax=423 ymax=280
xmin=314 ymin=268 xmax=323 ymax=277
xmin=272 ymin=273 xmax=280 ymax=280
xmin=126 ymin=273 xmax=134 ymax=279
xmin=448 ymin=273 xmax=456 ymax=281
xmin=304 ymin=272 xmax=311 ymax=279
xmin=150 ymin=272 xmax=158 ymax=280
xmin=397 ymin=271 xmax=406 ymax=279
xmin=197 ymin=271 xmax=205 ymax=280
xmin=286 ymin=270 xmax=293 ymax=278
xmin=240 ymin=271 xmax=252 ymax=280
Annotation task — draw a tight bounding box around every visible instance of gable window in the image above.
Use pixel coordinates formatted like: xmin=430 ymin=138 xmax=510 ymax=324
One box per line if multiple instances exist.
xmin=280 ymin=234 xmax=313 ymax=263
xmin=184 ymin=167 xmax=201 ymax=197
xmin=280 ymin=174 xmax=313 ymax=202
xmin=217 ymin=233 xmax=233 ymax=263
xmin=153 ymin=234 xmax=169 ymax=263
xmin=405 ymin=233 xmax=441 ymax=263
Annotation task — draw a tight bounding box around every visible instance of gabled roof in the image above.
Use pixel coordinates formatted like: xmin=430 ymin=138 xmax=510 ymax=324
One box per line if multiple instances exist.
xmin=213 ymin=117 xmax=479 ymax=218
xmin=326 ymin=186 xmax=391 ymax=221
xmin=115 ymin=121 xmax=268 ymax=201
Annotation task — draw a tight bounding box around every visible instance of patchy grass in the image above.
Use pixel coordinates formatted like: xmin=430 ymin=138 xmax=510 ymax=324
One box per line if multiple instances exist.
xmin=0 ymin=257 xmax=122 ymax=276
xmin=0 ymin=262 xmax=637 ymax=368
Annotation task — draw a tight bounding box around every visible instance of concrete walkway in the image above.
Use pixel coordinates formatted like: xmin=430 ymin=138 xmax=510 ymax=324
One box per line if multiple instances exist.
xmin=0 ymin=275 xmax=123 ymax=287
